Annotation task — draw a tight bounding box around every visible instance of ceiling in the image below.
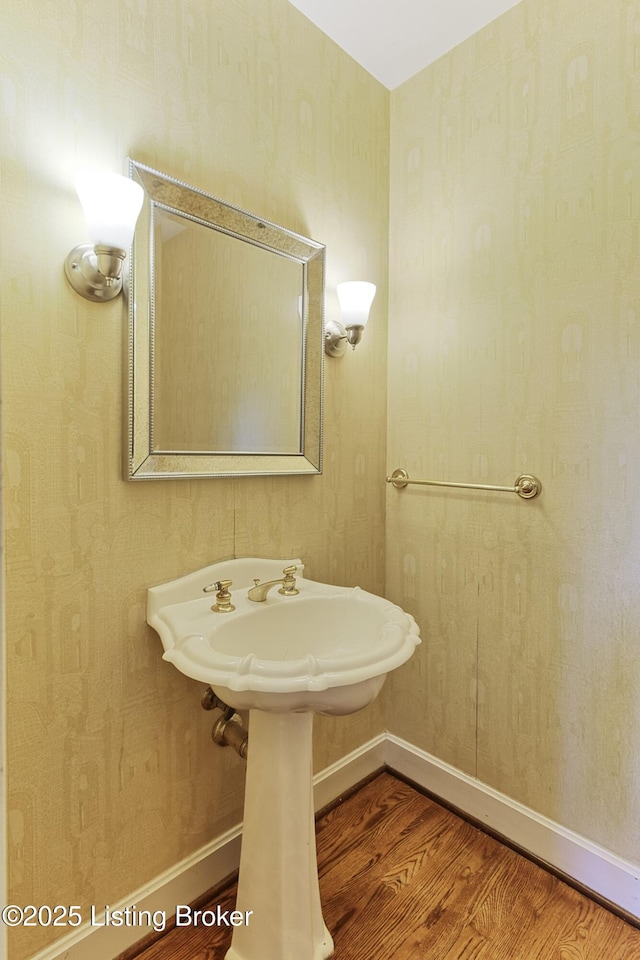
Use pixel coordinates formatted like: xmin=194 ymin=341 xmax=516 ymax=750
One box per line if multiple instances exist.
xmin=287 ymin=0 xmax=524 ymax=90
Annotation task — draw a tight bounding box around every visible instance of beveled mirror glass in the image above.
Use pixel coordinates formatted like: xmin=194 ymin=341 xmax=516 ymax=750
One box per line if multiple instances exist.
xmin=126 ymin=160 xmax=325 ymax=479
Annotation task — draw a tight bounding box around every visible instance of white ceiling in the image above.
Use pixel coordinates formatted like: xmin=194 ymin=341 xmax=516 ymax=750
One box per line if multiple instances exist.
xmin=287 ymin=0 xmax=524 ymax=90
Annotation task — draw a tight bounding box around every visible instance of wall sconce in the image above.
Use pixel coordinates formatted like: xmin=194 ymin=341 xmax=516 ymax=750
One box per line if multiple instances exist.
xmin=64 ymin=170 xmax=144 ymax=302
xmin=325 ymin=281 xmax=376 ymax=357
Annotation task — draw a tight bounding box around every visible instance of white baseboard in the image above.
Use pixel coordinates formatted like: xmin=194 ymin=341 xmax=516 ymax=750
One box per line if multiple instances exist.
xmin=29 ymin=732 xmax=639 ymax=960
xmin=313 ymin=732 xmax=387 ymax=810
xmin=31 ymin=822 xmax=244 ymax=960
xmin=31 ymin=735 xmax=387 ymax=960
xmin=384 ymin=733 xmax=640 ymax=921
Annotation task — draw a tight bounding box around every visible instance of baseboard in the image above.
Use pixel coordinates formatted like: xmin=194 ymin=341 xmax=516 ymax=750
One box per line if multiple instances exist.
xmin=384 ymin=733 xmax=640 ymax=922
xmin=28 ymin=821 xmax=243 ymax=960
xmin=28 ymin=731 xmax=639 ymax=960
xmin=313 ymin=732 xmax=387 ymax=810
xmin=30 ymin=734 xmax=387 ymax=960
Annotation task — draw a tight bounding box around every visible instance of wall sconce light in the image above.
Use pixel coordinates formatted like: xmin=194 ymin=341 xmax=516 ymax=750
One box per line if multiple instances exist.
xmin=325 ymin=281 xmax=376 ymax=357
xmin=64 ymin=170 xmax=144 ymax=302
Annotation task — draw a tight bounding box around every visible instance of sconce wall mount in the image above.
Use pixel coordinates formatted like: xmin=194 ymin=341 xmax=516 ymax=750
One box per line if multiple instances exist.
xmin=64 ymin=243 xmax=128 ymax=302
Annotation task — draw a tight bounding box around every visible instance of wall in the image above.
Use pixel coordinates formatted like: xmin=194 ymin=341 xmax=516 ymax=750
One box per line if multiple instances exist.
xmin=0 ymin=2 xmax=389 ymax=957
xmin=386 ymin=0 xmax=640 ymax=865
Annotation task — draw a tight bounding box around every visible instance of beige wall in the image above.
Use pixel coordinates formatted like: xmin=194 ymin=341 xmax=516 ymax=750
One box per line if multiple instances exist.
xmin=0 ymin=2 xmax=389 ymax=957
xmin=5 ymin=0 xmax=640 ymax=957
xmin=386 ymin=0 xmax=640 ymax=863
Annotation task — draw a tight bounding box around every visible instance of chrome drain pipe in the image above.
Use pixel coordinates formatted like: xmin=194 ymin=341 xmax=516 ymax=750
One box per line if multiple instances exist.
xmin=201 ymin=686 xmax=248 ymax=760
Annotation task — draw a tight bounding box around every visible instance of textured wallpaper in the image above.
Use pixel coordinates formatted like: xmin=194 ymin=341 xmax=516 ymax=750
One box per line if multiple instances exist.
xmin=0 ymin=2 xmax=389 ymax=957
xmin=386 ymin=0 xmax=640 ymax=864
xmin=7 ymin=0 xmax=640 ymax=956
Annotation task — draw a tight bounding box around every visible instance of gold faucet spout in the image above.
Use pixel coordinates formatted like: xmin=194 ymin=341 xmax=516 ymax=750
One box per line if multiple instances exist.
xmin=247 ymin=565 xmax=299 ymax=602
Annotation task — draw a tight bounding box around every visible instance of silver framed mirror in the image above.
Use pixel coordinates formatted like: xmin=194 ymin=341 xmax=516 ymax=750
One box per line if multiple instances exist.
xmin=126 ymin=160 xmax=325 ymax=479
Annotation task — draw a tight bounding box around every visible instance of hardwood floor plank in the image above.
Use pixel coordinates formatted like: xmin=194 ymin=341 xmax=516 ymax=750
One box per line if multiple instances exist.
xmin=121 ymin=772 xmax=640 ymax=960
xmin=551 ymin=894 xmax=639 ymax=960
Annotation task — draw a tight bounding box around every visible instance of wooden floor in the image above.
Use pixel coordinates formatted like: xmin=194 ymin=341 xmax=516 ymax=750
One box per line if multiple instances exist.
xmin=124 ymin=772 xmax=640 ymax=960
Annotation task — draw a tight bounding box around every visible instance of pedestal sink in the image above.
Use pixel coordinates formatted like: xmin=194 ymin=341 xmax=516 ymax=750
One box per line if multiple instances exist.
xmin=147 ymin=558 xmax=420 ymax=960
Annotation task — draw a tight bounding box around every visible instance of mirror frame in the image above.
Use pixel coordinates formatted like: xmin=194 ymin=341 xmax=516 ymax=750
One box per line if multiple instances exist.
xmin=125 ymin=159 xmax=325 ymax=480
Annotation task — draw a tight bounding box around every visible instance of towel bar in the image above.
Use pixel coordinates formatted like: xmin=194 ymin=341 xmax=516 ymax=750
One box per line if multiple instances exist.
xmin=386 ymin=468 xmax=542 ymax=500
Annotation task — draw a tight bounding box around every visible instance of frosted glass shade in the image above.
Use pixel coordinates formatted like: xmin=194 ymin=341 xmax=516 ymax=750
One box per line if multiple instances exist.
xmin=336 ymin=281 xmax=376 ymax=329
xmin=75 ymin=170 xmax=144 ymax=251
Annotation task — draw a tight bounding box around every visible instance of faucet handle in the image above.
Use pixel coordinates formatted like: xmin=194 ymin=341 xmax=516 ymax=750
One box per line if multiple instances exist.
xmin=203 ymin=579 xmax=235 ymax=613
xmin=279 ymin=565 xmax=299 ymax=596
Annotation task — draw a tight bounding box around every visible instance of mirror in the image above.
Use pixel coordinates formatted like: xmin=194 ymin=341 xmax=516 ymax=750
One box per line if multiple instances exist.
xmin=126 ymin=160 xmax=325 ymax=479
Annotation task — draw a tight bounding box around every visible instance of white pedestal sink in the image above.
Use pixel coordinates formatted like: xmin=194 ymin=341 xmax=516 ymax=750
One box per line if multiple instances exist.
xmin=147 ymin=558 xmax=420 ymax=960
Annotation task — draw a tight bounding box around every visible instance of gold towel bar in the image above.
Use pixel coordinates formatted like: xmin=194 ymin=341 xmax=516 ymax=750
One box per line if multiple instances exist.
xmin=386 ymin=469 xmax=542 ymax=500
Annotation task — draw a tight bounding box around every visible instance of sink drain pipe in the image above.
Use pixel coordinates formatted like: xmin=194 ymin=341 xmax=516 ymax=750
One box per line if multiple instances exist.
xmin=201 ymin=687 xmax=249 ymax=760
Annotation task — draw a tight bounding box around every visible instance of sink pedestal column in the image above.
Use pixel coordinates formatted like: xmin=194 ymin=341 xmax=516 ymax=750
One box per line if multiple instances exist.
xmin=226 ymin=709 xmax=334 ymax=960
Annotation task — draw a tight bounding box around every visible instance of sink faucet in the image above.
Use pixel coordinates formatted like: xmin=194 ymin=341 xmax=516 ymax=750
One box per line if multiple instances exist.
xmin=247 ymin=565 xmax=299 ymax=602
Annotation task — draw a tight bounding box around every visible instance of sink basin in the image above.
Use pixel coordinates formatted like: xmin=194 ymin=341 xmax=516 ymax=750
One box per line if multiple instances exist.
xmin=147 ymin=558 xmax=420 ymax=960
xmin=147 ymin=556 xmax=420 ymax=714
